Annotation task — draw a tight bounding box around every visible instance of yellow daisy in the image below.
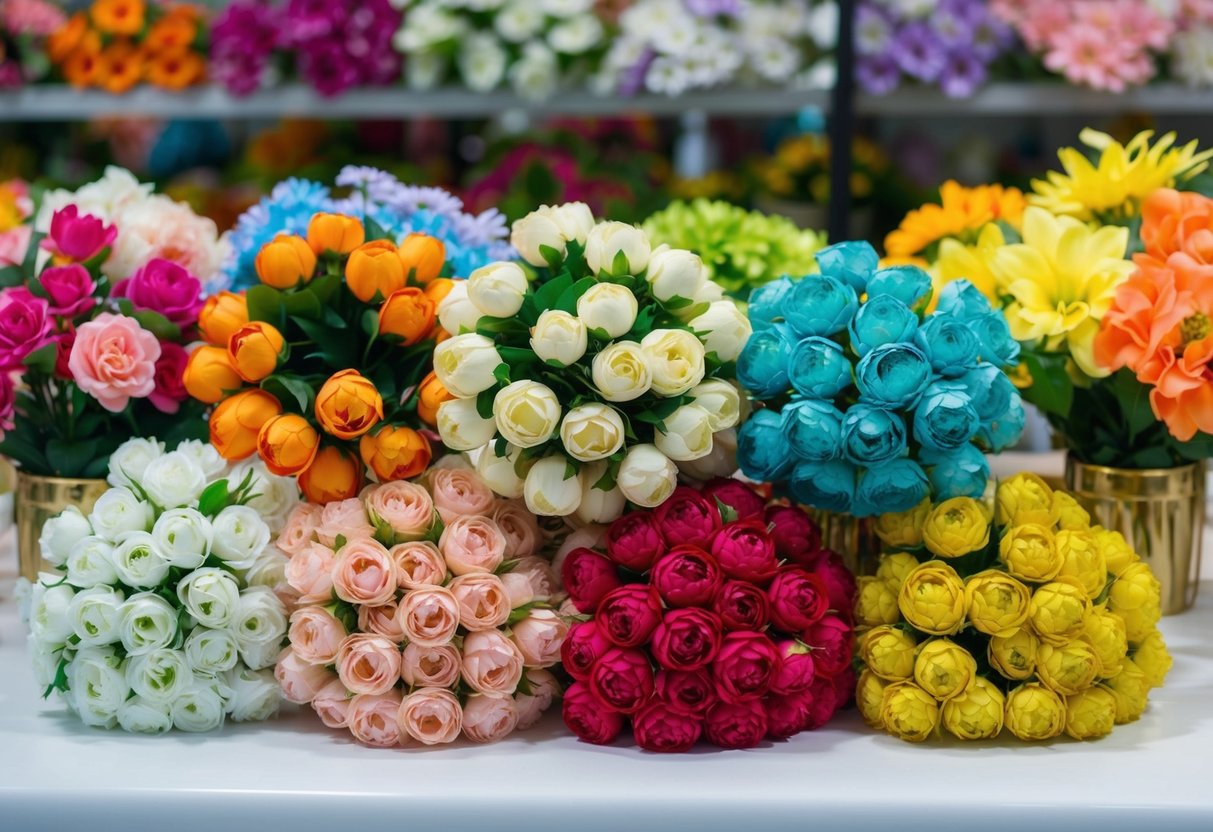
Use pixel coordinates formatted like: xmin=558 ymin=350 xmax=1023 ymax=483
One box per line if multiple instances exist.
xmin=885 ymin=180 xmax=1026 ymax=259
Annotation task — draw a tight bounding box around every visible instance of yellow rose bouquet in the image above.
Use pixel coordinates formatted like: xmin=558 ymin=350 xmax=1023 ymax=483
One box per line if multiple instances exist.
xmin=855 ymin=473 xmax=1171 ymax=743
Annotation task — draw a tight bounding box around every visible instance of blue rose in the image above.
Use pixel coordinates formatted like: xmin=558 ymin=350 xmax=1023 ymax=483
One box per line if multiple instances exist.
xmin=866 ymin=265 xmax=933 ymax=311
xmin=977 ymin=396 xmax=1026 ymax=452
xmin=915 ymin=314 xmax=981 ymax=377
xmin=959 ymin=364 xmax=1015 ymax=422
xmin=913 ymin=380 xmax=980 ymax=451
xmin=935 ymin=279 xmax=993 ymax=319
xmin=790 ymin=459 xmax=856 ymax=513
xmin=789 ymin=336 xmax=852 ymax=399
xmin=815 ymin=240 xmax=879 ymax=293
xmin=737 ymin=326 xmax=792 ymax=398
xmin=849 ymin=294 xmax=919 ymax=357
xmin=747 ymin=276 xmax=795 ymax=330
xmin=841 ymin=404 xmax=907 ymax=465
xmin=855 ymin=343 xmax=932 ymax=410
xmin=972 ymin=312 xmax=1022 ymax=368
xmin=922 ymin=444 xmax=990 ymax=500
xmin=783 ymin=274 xmax=858 ymax=337
xmin=737 ymin=409 xmax=795 ymax=482
xmin=783 ymin=399 xmax=844 ymax=462
xmin=853 ymin=459 xmax=929 ymax=517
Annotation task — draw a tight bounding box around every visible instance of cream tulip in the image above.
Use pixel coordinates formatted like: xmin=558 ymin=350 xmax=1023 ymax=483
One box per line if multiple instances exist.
xmin=433 ymin=333 xmax=503 ymax=398
xmin=510 ymin=211 xmax=565 ymax=267
xmin=437 ymin=281 xmax=483 ymax=336
xmin=688 ymin=300 xmax=752 ymax=362
xmin=617 ymin=444 xmax=677 ymax=508
xmin=584 ymin=221 xmax=651 ymax=276
xmin=523 ymin=455 xmax=583 ymax=516
xmin=467 ymin=262 xmax=528 ymax=318
xmin=575 ymin=462 xmax=627 ymax=524
xmin=646 ymin=246 xmax=706 ymax=303
xmin=559 ymin=403 xmax=626 ymax=462
xmin=493 ymin=381 xmax=562 ymax=448
xmin=640 ymin=328 xmax=706 ymax=396
xmin=437 ymin=398 xmax=499 ymax=452
xmin=530 ymin=310 xmax=588 ymax=366
xmin=475 ymin=443 xmax=533 ymax=499
xmin=576 ymin=282 xmax=638 ymax=338
xmin=687 ymin=379 xmax=741 ymax=431
xmin=654 ymin=404 xmax=714 ymax=462
xmin=591 ymin=341 xmax=652 ymax=402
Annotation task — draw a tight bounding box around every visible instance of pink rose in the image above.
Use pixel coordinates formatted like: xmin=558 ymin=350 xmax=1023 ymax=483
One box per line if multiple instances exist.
xmin=42 ymin=204 xmax=115 ymax=261
xmin=803 ymin=614 xmax=853 ymax=676
xmin=390 ymin=540 xmax=448 ymax=589
xmin=510 ymin=608 xmax=568 ymax=668
xmin=400 ymin=642 xmax=461 ymax=688
xmin=0 ymin=372 xmax=14 ymax=435
xmin=560 ymin=547 xmax=622 ymax=614
xmin=288 ymin=606 xmax=347 ymax=665
xmin=713 ymin=580 xmax=770 ymax=631
xmin=429 ymin=468 xmax=495 ymax=522
xmin=605 ymin=511 xmax=665 ymax=572
xmin=396 ymin=586 xmax=460 ymax=647
xmin=704 ymin=700 xmax=767 ymax=749
xmin=770 ymin=640 xmax=816 ymax=695
xmin=632 ymin=702 xmax=703 ymax=753
xmin=278 ymin=504 xmax=323 ymax=557
xmin=515 ymin=668 xmax=559 ymax=730
xmin=68 ymin=312 xmax=160 ymax=412
xmin=440 ymin=515 xmax=506 ymax=576
xmin=655 ymin=668 xmax=716 ymax=716
xmin=650 ymin=608 xmax=723 ymax=671
xmin=335 ymin=633 xmax=403 ymax=696
xmin=766 ymin=567 xmax=829 ymax=633
xmin=699 ymin=478 xmax=766 ymax=521
xmin=460 ymin=629 xmax=525 ymax=695
xmin=563 ymin=681 xmax=624 ymax=745
xmin=589 ymin=647 xmax=655 ymax=714
xmin=654 ymin=486 xmax=722 ymax=548
xmin=284 ymin=541 xmax=336 ymax=603
xmin=149 ymin=341 xmax=189 ymax=414
xmin=461 ymin=694 xmax=519 ymax=743
xmin=651 ymin=545 xmax=722 ymax=608
xmin=809 ymin=550 xmax=858 ymax=623
xmin=112 ymin=257 xmax=203 ymax=328
xmin=332 ymin=538 xmax=398 ymax=606
xmin=595 ymin=585 xmax=662 ymax=648
xmin=0 ymin=226 xmax=31 ymax=268
xmin=347 ymin=691 xmax=403 ymax=747
xmin=449 ymin=573 xmax=511 ymax=631
xmin=317 ymin=498 xmax=374 ymax=547
xmin=39 ymin=264 xmax=96 ymax=317
xmin=553 ymin=524 xmax=607 ymax=573
xmin=805 ymin=675 xmax=840 ymax=730
xmin=365 ymin=481 xmax=435 ymax=538
xmin=710 ymin=521 xmax=779 ymax=584
xmin=358 ymin=602 xmax=405 ymax=643
xmin=397 ymin=687 xmax=463 ymax=746
xmin=712 ymin=631 xmax=780 ymax=704
xmin=311 ymin=678 xmax=352 ymax=729
xmin=275 ymin=648 xmax=335 ymax=704
xmin=491 ymin=499 xmax=542 ymax=557
xmin=0 ymin=287 xmax=50 ymax=370
xmin=512 ymin=557 xmax=558 ymax=600
xmin=765 ymin=504 xmax=823 ymax=566
xmin=501 ymin=572 xmax=536 ymax=609
xmin=560 ymin=620 xmax=611 ymax=682
xmin=764 ymin=691 xmax=812 ymax=740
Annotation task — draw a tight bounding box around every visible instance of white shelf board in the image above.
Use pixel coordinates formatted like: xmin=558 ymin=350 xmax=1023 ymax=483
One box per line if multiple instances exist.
xmin=858 ymin=82 xmax=1213 ymax=116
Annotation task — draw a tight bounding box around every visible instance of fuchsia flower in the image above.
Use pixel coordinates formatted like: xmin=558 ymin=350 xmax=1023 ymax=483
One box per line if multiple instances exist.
xmin=112 ymin=258 xmax=204 ymax=329
xmin=68 ymin=312 xmax=161 ymax=413
xmin=149 ymin=342 xmax=189 ymax=414
xmin=0 ymin=287 xmax=51 ymax=370
xmin=38 ymin=264 xmax=96 ymax=317
xmin=0 ymin=371 xmax=14 ymax=437
xmin=42 ymin=206 xmax=116 ymax=262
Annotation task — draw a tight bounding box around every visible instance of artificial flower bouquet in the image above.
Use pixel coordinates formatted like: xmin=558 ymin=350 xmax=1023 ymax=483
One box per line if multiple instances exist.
xmin=275 ymin=466 xmax=564 ymax=746
xmin=855 ymin=474 xmax=1170 ymax=742
xmin=735 ymin=241 xmax=1024 ymax=517
xmin=432 ymin=202 xmax=751 ymax=521
xmin=560 ymin=480 xmax=856 ymax=751
xmin=28 ymin=438 xmax=299 ymax=733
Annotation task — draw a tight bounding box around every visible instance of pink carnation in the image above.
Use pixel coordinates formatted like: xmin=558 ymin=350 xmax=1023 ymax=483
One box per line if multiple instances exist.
xmin=68 ymin=312 xmax=161 ymax=412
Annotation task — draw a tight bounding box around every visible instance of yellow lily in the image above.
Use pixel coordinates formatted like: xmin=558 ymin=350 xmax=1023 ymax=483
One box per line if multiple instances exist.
xmin=935 ymin=222 xmax=1005 ymax=305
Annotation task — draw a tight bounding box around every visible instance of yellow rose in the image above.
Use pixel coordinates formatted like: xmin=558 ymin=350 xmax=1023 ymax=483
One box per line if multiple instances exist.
xmin=1036 ymin=640 xmax=1101 ymax=696
xmin=898 ymin=562 xmax=967 ymax=636
xmin=1105 ymin=658 xmax=1150 ymax=724
xmin=1082 ymin=609 xmax=1128 ymax=678
xmin=860 ymin=625 xmax=918 ymax=681
xmin=880 ymin=682 xmax=940 ymax=743
xmin=855 ymin=577 xmax=900 ymax=627
xmin=922 ymin=497 xmax=991 ymax=558
xmin=1055 ymin=529 xmax=1107 ymax=599
xmin=856 ymin=670 xmax=890 ymax=728
xmin=876 ymin=552 xmax=921 ymax=591
xmin=989 ymin=628 xmax=1039 ymax=681
xmin=1004 ymin=683 xmax=1066 ymax=741
xmin=1029 ymin=580 xmax=1091 ymax=645
xmin=965 ymin=569 xmax=1032 ymax=638
xmin=996 ymin=472 xmax=1058 ymax=527
xmin=1108 ymin=563 xmax=1163 ymax=641
xmin=1051 ymin=490 xmax=1091 ymax=531
xmin=942 ymin=676 xmax=1006 ymax=740
xmin=874 ymin=498 xmax=929 ymax=549
xmin=913 ymin=638 xmax=977 ymax=701
xmin=1064 ymin=688 xmax=1117 ymax=740
xmin=1091 ymin=526 xmax=1141 ymax=576
xmin=1132 ymin=629 xmax=1172 ymax=688
xmin=999 ymin=524 xmax=1063 ymax=582
xmin=1117 ymin=603 xmax=1163 ymax=644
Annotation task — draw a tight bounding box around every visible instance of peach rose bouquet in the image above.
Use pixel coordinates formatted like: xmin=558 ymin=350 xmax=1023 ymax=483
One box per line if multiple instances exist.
xmin=275 ymin=464 xmax=567 ymax=747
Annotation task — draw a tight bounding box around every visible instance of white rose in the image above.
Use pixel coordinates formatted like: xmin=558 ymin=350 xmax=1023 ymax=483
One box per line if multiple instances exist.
xmin=677 ymin=429 xmax=739 ymax=481
xmin=171 ymin=683 xmax=227 ymax=733
xmin=173 ymin=438 xmax=229 ymax=480
xmin=574 ymin=462 xmax=627 ymax=524
xmin=549 ymin=202 xmax=595 ymax=243
xmin=230 ymin=462 xmax=299 ymax=535
xmin=559 ymin=403 xmax=626 ymax=462
xmin=28 ymin=635 xmax=61 ymax=692
xmin=548 ymin=14 xmax=604 ymax=53
xmin=68 ymin=586 xmax=125 ymax=647
xmin=591 ymin=341 xmax=652 ymax=402
xmin=141 ymin=451 xmax=208 ymax=509
xmin=88 ymin=488 xmax=154 ymax=542
xmin=116 ymin=696 xmax=173 ymax=734
xmin=125 ymin=647 xmax=194 ymax=704
xmin=493 ymin=381 xmax=562 ymax=448
xmin=475 ymin=443 xmax=532 ymax=498
xmin=458 ymin=31 xmax=508 ymax=92
xmin=29 ymin=580 xmax=75 ymax=646
xmin=437 ymin=397 xmax=498 ymax=452
xmin=509 ymin=40 xmax=559 ymax=100
xmin=511 ymin=209 xmax=568 ymax=267
xmin=693 ymin=279 xmax=725 ymax=306
xmin=67 ymin=646 xmax=127 ymax=728
xmin=530 ymin=310 xmax=587 ymax=366
xmin=688 ymin=300 xmax=752 ymax=362
xmin=437 ymin=281 xmax=483 ymax=336
xmin=523 ymin=455 xmax=583 ymax=516
xmin=687 ymin=379 xmax=742 ymax=431
xmin=112 ymin=532 xmax=171 ymax=589
xmin=177 ymin=567 xmax=241 ymax=628
xmin=211 ymin=506 xmax=270 ymax=570
xmin=585 ymin=221 xmax=651 ymax=276
xmin=66 ymin=536 xmax=118 ymax=588
xmin=434 ymin=333 xmax=503 ymax=398
xmin=39 ymin=506 xmax=92 ymax=568
xmin=468 ymin=262 xmax=528 ymax=318
xmin=654 ymin=404 xmax=715 ymax=462
xmin=641 ymin=328 xmax=706 ymax=396
xmin=245 ymin=547 xmax=288 ymax=591
xmin=577 ymin=282 xmax=638 ymax=338
xmin=238 ymin=639 xmax=283 ymax=672
xmin=496 ymin=0 xmax=544 ymax=42
xmin=232 ymin=587 xmax=288 ymax=669
xmin=646 ymin=246 xmax=706 ymax=303
xmin=106 ymin=438 xmax=164 ymax=489
xmin=151 ymin=508 xmax=212 ymax=569
xmin=223 ymin=667 xmax=281 ymax=722
xmin=617 ymin=444 xmax=678 ymax=507
xmin=184 ymin=627 xmax=241 ymax=675
xmin=119 ymin=592 xmax=178 ymax=655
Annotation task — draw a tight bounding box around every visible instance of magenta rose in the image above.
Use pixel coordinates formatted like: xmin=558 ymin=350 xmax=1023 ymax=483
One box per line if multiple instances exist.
xmin=765 ymin=505 xmax=823 ymax=566
xmin=713 ymin=580 xmax=771 ymax=631
xmin=767 ymin=567 xmax=829 ymax=633
xmin=589 ymin=647 xmax=655 ymax=714
xmin=650 ymin=608 xmax=723 ymax=671
xmin=0 ymin=287 xmax=50 ymax=370
xmin=650 ymin=545 xmax=722 ymax=608
xmin=605 ymin=511 xmax=665 ymax=572
xmin=43 ymin=205 xmax=116 ymax=261
xmin=560 ymin=619 xmax=611 ymax=682
xmin=809 ymin=550 xmax=858 ymax=622
xmin=700 ymin=478 xmax=766 ymax=521
xmin=764 ymin=691 xmax=813 ymax=740
xmin=712 ymin=631 xmax=779 ymax=704
xmin=704 ymin=700 xmax=768 ymax=749
xmin=803 ymin=614 xmax=853 ymax=676
xmin=39 ymin=264 xmax=96 ymax=318
xmin=710 ymin=521 xmax=778 ymax=584
xmin=561 ymin=547 xmax=622 ymax=613
xmin=654 ymin=486 xmax=722 ymax=548
xmin=149 ymin=342 xmax=189 ymax=414
xmin=770 ymin=640 xmax=816 ymax=695
xmin=113 ymin=258 xmax=204 ymax=328
xmin=832 ymin=665 xmax=856 ymax=708
xmin=655 ymin=668 xmax=716 ymax=716
xmin=596 ymin=585 xmax=663 ymax=648
xmin=563 ymin=681 xmax=624 ymax=745
xmin=0 ymin=372 xmax=14 ymax=434
xmin=632 ymin=702 xmax=703 ymax=753
xmin=51 ymin=329 xmax=75 ymax=380
xmin=805 ymin=675 xmax=841 ymax=730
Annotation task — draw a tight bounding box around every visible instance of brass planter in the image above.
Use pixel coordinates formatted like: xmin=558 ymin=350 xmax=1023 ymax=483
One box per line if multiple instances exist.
xmin=15 ymin=472 xmax=108 ymax=580
xmin=811 ymin=510 xmax=881 ymax=576
xmin=1065 ymin=457 xmax=1205 ymax=615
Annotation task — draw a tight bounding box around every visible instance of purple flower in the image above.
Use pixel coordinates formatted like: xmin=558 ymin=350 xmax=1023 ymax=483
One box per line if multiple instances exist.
xmin=855 ymin=3 xmax=893 ymax=57
xmin=684 ymin=0 xmax=743 ymax=17
xmin=970 ymin=16 xmax=1013 ymax=62
xmin=939 ymin=49 xmax=988 ymax=98
xmin=620 ymin=48 xmax=656 ymax=97
xmin=209 ymin=0 xmax=280 ymax=96
xmin=298 ymin=42 xmax=360 ymax=97
xmin=932 ymin=3 xmax=975 ymax=48
xmin=283 ymin=0 xmax=346 ymax=46
xmin=856 ymin=55 xmax=901 ymax=96
xmin=891 ymin=21 xmax=946 ymax=82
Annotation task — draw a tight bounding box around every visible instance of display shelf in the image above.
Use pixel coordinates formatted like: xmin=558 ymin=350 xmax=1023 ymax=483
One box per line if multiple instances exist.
xmin=858 ymin=82 xmax=1213 ymax=116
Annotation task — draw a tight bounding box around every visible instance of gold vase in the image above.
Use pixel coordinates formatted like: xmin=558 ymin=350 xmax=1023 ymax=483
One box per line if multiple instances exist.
xmin=14 ymin=472 xmax=108 ymax=581
xmin=811 ymin=510 xmax=881 ymax=576
xmin=1065 ymin=457 xmax=1205 ymax=615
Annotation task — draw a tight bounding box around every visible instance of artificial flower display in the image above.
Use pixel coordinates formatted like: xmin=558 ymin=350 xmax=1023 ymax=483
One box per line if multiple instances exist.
xmin=753 ymin=132 xmax=888 ymax=210
xmin=856 ymin=474 xmax=1170 ymax=742
xmin=735 ymin=241 xmax=1024 ymax=517
xmin=0 ymin=0 xmax=65 ymax=87
xmin=433 ymin=202 xmax=751 ymax=521
xmin=275 ymin=467 xmax=563 ymax=746
xmin=28 ymin=438 xmax=299 ymax=733
xmin=884 ymin=180 xmax=1026 ymax=265
xmin=561 ymin=479 xmax=856 ymax=751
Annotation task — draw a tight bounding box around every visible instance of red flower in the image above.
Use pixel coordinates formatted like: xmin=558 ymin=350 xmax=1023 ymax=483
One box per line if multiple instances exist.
xmin=596 ymin=585 xmax=663 ymax=648
xmin=650 ymin=545 xmax=722 ymax=608
xmin=561 ymin=547 xmax=622 ymax=614
xmin=700 ymin=477 xmax=766 ymax=520
xmin=589 ymin=647 xmax=655 ymax=714
xmin=712 ymin=631 xmax=780 ymax=704
xmin=764 ymin=690 xmax=813 ymax=740
xmin=808 ymin=550 xmax=858 ymax=622
xmin=803 ymin=614 xmax=853 ymax=676
xmin=831 ymin=665 xmax=857 ymax=708
xmin=51 ymin=328 xmax=75 ymax=381
xmin=561 ymin=620 xmax=611 ymax=682
xmin=710 ymin=520 xmax=779 ymax=584
xmin=770 ymin=640 xmax=816 ymax=695
xmin=150 ymin=342 xmax=190 ymax=414
xmin=713 ymin=580 xmax=771 ymax=631
xmin=704 ymin=700 xmax=768 ymax=749
xmin=605 ymin=511 xmax=666 ymax=572
xmin=632 ymin=702 xmax=703 ymax=753
xmin=766 ymin=567 xmax=830 ymax=633
xmin=764 ymin=505 xmax=823 ymax=566
xmin=654 ymin=486 xmax=722 ymax=548
xmin=654 ymin=668 xmax=717 ymax=716
xmin=650 ymin=608 xmax=723 ymax=671
xmin=563 ymin=681 xmax=624 ymax=745
xmin=805 ymin=675 xmax=840 ymax=730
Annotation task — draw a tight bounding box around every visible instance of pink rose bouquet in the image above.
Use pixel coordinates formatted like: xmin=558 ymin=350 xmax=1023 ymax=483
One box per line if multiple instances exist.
xmin=276 ymin=466 xmax=566 ymax=747
xmin=561 ymin=480 xmax=856 ymax=752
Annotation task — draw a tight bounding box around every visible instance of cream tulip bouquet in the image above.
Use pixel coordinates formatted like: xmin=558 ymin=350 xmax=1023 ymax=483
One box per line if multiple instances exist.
xmin=28 ymin=437 xmax=299 ymax=734
xmin=432 ymin=203 xmax=751 ymax=522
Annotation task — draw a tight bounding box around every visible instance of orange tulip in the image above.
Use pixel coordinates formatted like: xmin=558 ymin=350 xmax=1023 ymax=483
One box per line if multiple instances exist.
xmin=307 ymin=212 xmax=365 ymax=256
xmin=359 ymin=425 xmax=431 ymax=482
xmin=209 ymin=389 xmax=282 ymax=461
xmin=228 ymin=321 xmax=286 ymax=383
xmin=183 ymin=346 xmax=243 ymax=404
xmin=97 ymin=41 xmax=143 ymax=95
xmin=345 ymin=239 xmax=405 ymax=303
xmin=257 ymin=414 xmax=320 ymax=477
xmin=298 ymin=445 xmax=363 ymax=504
xmin=378 ymin=287 xmax=435 ymax=345
xmin=199 ymin=291 xmax=249 ymax=347
xmin=315 ymin=369 xmax=384 ymax=440
xmin=91 ymin=0 xmax=145 ymax=36
xmin=424 ymin=277 xmax=456 ymax=307
xmin=416 ymin=371 xmax=453 ymax=427
xmin=145 ymin=47 xmax=205 ymax=91
xmin=397 ymin=233 xmax=446 ymax=286
xmin=48 ymin=14 xmax=90 ymax=64
xmin=255 ymin=233 xmax=316 ymax=289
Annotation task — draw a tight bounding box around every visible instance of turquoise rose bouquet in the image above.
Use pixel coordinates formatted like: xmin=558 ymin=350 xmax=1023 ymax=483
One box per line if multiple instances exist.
xmin=735 ymin=241 xmax=1025 ymax=517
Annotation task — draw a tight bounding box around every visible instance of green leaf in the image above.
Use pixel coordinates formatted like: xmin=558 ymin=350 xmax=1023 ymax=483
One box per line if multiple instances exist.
xmin=493 ymin=362 xmax=511 ymax=386
xmin=45 ymin=438 xmax=98 ymax=478
xmin=554 ymin=276 xmax=597 ymax=315
xmin=0 ymin=264 xmax=22 ymax=288
xmin=564 ymin=458 xmax=579 ymax=480
xmin=532 ymin=272 xmax=574 ymax=313
xmin=196 ymin=480 xmax=231 ymax=518
xmin=1021 ymin=352 xmax=1073 ymax=418
xmin=475 ymin=316 xmax=530 ymax=337
xmin=476 ymin=387 xmax=497 ymax=420
xmin=22 ymin=343 xmax=57 ymax=375
xmin=365 ymin=215 xmax=392 ymax=242
xmin=27 ymin=276 xmax=49 ymax=299
xmin=611 ymin=250 xmax=631 ymax=277
xmin=424 ymin=512 xmax=446 ymax=544
xmin=334 ymin=534 xmax=347 ymax=552
xmin=592 ymin=459 xmax=619 ymax=491
xmin=361 ymin=308 xmax=380 ymax=340
xmin=129 ymin=309 xmax=181 ymax=341
xmin=246 ymin=284 xmax=285 ymax=329
xmin=538 ymin=244 xmax=564 ymax=270
xmin=293 ymin=316 xmax=357 ymax=367
xmin=498 ymin=346 xmax=539 ymax=365
xmin=42 ymin=656 xmax=70 ymax=699
xmin=261 ymin=375 xmax=314 ymax=414
xmin=282 ymin=288 xmax=322 ymax=321
xmin=310 ymin=274 xmax=343 ymax=309
xmin=663 ymin=295 xmax=693 ymax=311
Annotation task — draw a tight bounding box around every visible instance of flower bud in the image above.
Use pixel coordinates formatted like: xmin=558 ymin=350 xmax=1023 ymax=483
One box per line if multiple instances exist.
xmin=591 ymin=341 xmax=651 ymax=402
xmin=654 ymin=404 xmax=714 ymax=462
xmin=378 ymin=287 xmax=435 ymax=345
xmin=437 ymin=397 xmax=498 ymax=451
xmin=575 ymin=463 xmax=626 ymax=524
xmin=315 ymin=369 xmax=384 ymax=440
xmin=687 ymin=379 xmax=741 ymax=431
xmin=524 ymin=455 xmax=582 ymax=516
xmin=641 ymin=328 xmax=706 ymax=397
xmin=468 ymin=262 xmax=528 ymax=318
xmin=476 ymin=443 xmax=532 ymax=499
xmin=198 ymin=291 xmax=249 ymax=348
xmin=416 ymin=371 xmax=453 ymax=427
xmin=645 ymin=246 xmax=705 ymax=303
xmin=530 ymin=309 xmax=587 ymax=366
xmin=209 ymin=389 xmax=282 ymax=461
xmin=560 ymin=403 xmax=625 ymax=462
xmin=436 ymin=280 xmax=481 ymax=336
xmin=298 ymin=445 xmax=363 ymax=503
xmin=257 ymin=413 xmax=320 ymax=476
xmin=307 ymin=212 xmax=365 ymax=256
xmin=228 ymin=321 xmax=286 ymax=383
xmin=688 ymin=300 xmax=751 ymax=362
xmin=433 ymin=333 xmax=502 ymax=398
xmin=585 ymin=221 xmax=651 ymax=275
xmin=359 ymin=424 xmax=431 ymax=482
xmin=345 ymin=239 xmax=406 ymax=303
xmin=255 ymin=233 xmax=316 ymax=289
xmin=577 ymin=282 xmax=638 ymax=338
xmin=183 ymin=345 xmax=242 ymax=404
xmin=617 ymin=444 xmax=676 ymax=507
xmin=397 ymin=233 xmax=445 ymax=285
xmin=493 ymin=380 xmax=561 ymax=448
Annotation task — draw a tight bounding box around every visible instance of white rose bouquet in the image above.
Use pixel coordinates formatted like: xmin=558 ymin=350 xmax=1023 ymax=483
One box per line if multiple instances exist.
xmin=433 ymin=202 xmax=751 ymax=521
xmin=27 ymin=438 xmax=299 ymax=734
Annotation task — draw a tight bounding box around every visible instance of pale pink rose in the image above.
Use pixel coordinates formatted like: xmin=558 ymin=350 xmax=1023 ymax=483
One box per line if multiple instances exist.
xmin=460 ymin=629 xmax=524 ymax=695
xmin=552 ymin=523 xmax=607 ymax=575
xmin=396 ymin=586 xmax=460 ymax=647
xmin=510 ymin=609 xmax=568 ymax=668
xmin=400 ymin=643 xmax=462 ymax=688
xmin=335 ymin=633 xmax=403 ymax=696
xmin=366 ymin=481 xmax=435 ymax=537
xmin=390 ymin=541 xmax=448 ymax=589
xmin=557 ymin=597 xmax=581 ymax=618
xmin=358 ymin=602 xmax=405 ymax=643
xmin=316 ymin=498 xmax=374 ymax=547
xmin=440 ymin=516 xmax=506 ymax=576
xmin=278 ymin=504 xmax=323 ymax=556
xmin=68 ymin=312 xmax=161 ymax=413
xmin=0 ymin=226 xmax=31 ymax=267
xmin=332 ymin=539 xmax=398 ymax=606
xmin=501 ymin=572 xmax=536 ymax=610
xmin=461 ymin=694 xmax=520 ymax=744
xmin=492 ymin=500 xmax=543 ymax=558
xmin=397 ymin=687 xmax=463 ymax=746
xmin=514 ymin=557 xmax=559 ymax=602
xmin=347 ymin=690 xmax=404 ymax=748
xmin=514 ymin=668 xmax=560 ymax=730
xmin=448 ymin=573 xmax=511 ymax=631
xmin=284 ymin=542 xmax=337 ymax=603
xmin=429 ymin=468 xmax=495 ymax=523
xmin=288 ymin=606 xmax=347 ymax=665
xmin=276 ymin=648 xmax=336 ymax=704
xmin=312 ymin=678 xmax=352 ymax=729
